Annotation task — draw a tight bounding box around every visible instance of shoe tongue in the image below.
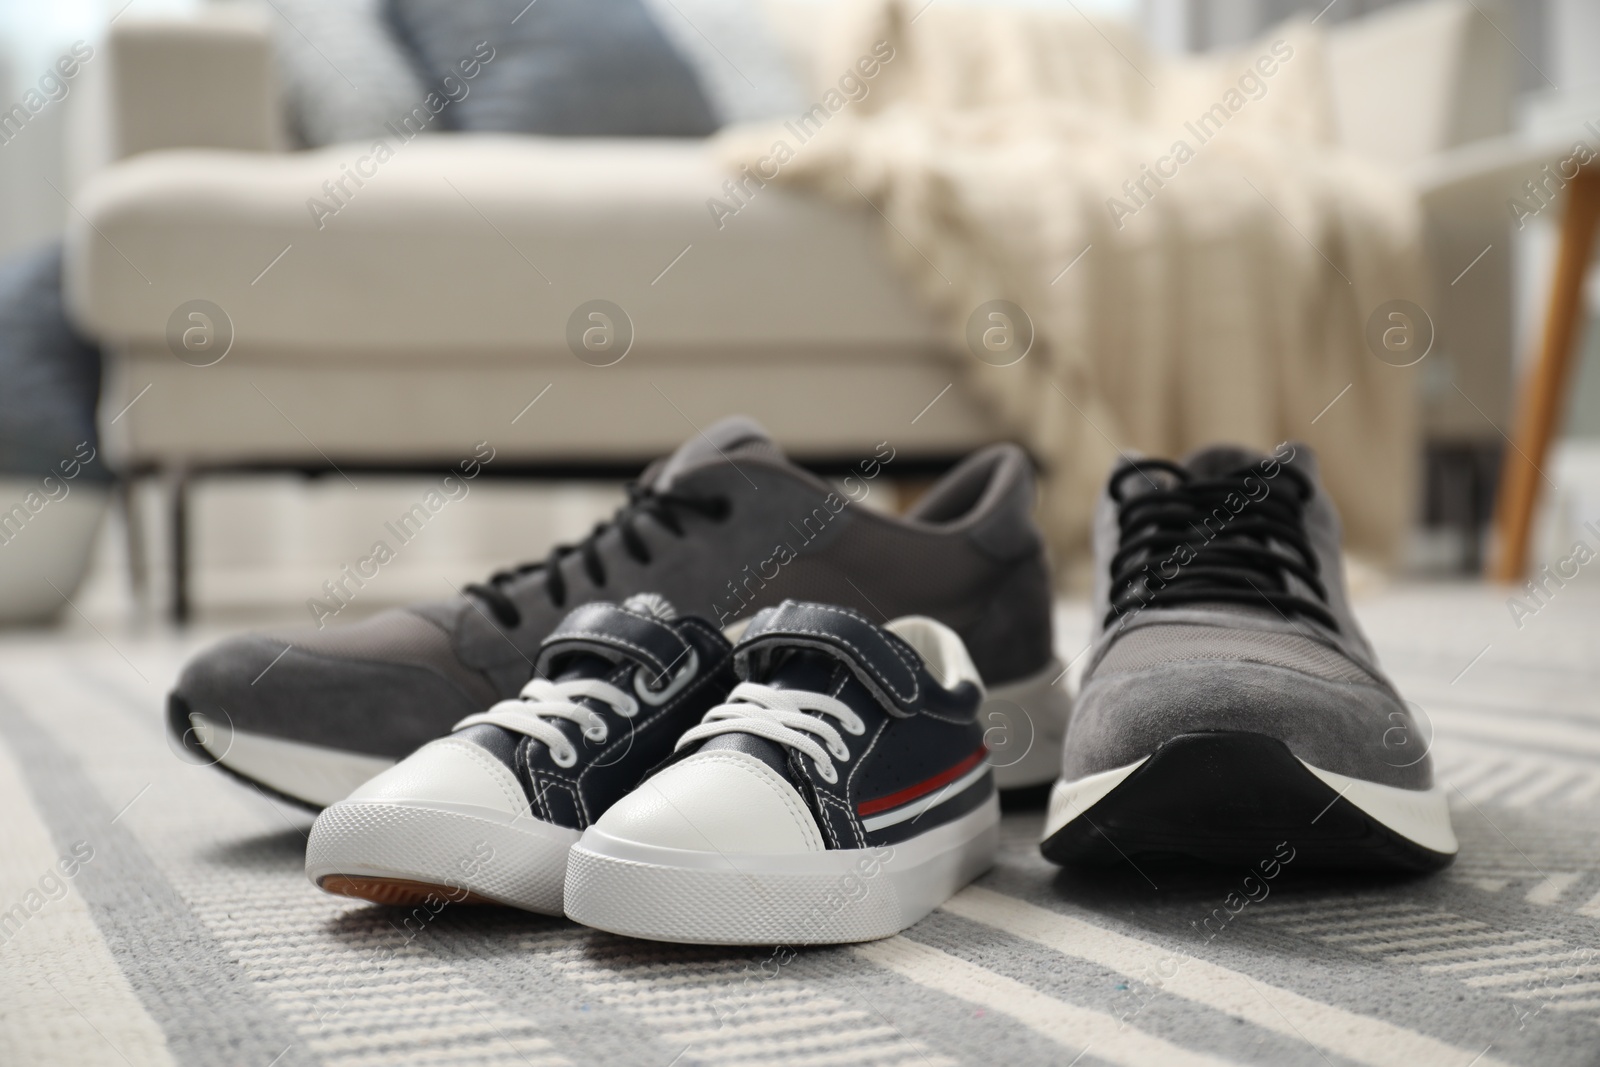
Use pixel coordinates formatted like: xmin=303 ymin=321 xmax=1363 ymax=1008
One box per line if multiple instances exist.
xmin=552 ymin=653 xmax=613 ymax=683
xmin=696 ymin=649 xmax=842 ymax=783
xmin=459 ymin=598 xmax=682 ymax=763
xmin=455 ymin=649 xmax=612 ymax=759
xmin=1181 ymin=444 xmax=1269 ymax=480
xmin=1180 ymin=442 xmax=1319 ymax=483
xmin=538 ymin=597 xmax=690 ymax=682
xmin=736 ymin=601 xmax=924 ymax=716
xmin=752 ymin=647 xmax=842 ymax=694
xmin=1165 ymin=443 xmax=1323 ymax=624
xmin=649 ymin=415 xmax=781 ymax=489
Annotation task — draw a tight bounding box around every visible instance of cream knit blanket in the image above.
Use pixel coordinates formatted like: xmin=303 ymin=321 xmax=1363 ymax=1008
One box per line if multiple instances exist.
xmin=724 ymin=0 xmax=1425 ymax=579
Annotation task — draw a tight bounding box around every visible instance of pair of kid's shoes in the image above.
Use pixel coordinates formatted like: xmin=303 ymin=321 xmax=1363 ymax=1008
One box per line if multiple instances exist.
xmin=305 ymin=595 xmax=1001 ymax=945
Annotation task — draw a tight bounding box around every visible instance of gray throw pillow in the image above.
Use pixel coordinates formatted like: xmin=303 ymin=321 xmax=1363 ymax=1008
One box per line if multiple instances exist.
xmin=383 ymin=0 xmax=719 ymax=136
xmin=0 ymin=243 xmax=107 ymax=481
xmin=637 ymin=0 xmax=808 ymax=125
xmin=252 ymin=0 xmax=429 ymax=147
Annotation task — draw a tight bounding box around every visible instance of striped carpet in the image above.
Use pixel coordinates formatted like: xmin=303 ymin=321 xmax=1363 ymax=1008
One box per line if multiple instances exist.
xmin=2 ymin=583 xmax=1597 ymax=1066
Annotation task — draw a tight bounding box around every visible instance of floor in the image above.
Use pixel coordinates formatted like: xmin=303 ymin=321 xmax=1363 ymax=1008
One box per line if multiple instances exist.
xmin=2 ymin=579 xmax=1598 ymax=1067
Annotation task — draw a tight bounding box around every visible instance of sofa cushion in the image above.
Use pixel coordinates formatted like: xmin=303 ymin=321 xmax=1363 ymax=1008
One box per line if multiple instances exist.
xmin=384 ymin=0 xmax=717 ymax=137
xmin=65 ymin=137 xmax=940 ymax=355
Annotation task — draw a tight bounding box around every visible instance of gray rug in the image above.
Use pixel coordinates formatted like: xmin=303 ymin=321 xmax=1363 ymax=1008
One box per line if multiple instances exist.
xmin=1 ymin=584 xmax=1596 ymax=1066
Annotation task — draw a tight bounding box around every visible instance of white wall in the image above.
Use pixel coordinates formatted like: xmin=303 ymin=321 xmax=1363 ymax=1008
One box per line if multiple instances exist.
xmin=0 ymin=0 xmax=197 ymax=259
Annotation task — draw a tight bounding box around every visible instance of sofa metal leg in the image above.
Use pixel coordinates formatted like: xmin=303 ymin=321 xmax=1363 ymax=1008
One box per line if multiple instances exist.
xmin=117 ymin=474 xmax=148 ymax=609
xmin=169 ymin=466 xmax=192 ymax=625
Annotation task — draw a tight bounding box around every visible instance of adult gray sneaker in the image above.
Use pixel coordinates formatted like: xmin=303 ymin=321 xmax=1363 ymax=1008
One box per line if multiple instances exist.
xmin=1040 ymin=443 xmax=1457 ymax=872
xmin=169 ymin=416 xmax=1068 ymax=809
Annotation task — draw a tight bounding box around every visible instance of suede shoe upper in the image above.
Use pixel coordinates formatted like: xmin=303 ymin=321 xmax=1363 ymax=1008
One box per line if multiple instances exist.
xmin=1065 ymin=443 xmax=1431 ymax=790
xmin=170 ymin=417 xmax=1054 ymax=778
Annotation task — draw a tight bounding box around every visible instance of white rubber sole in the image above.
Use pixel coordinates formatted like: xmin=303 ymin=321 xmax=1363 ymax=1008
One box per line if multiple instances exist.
xmin=305 ymin=799 xmax=581 ymax=914
xmin=1299 ymin=762 xmax=1458 ymax=855
xmin=1042 ymin=758 xmax=1149 ymax=839
xmin=191 ymin=712 xmax=395 ymax=809
xmin=1043 ymin=755 xmax=1459 ymax=856
xmin=563 ymin=795 xmax=1001 ymax=945
xmin=984 ymin=659 xmax=1072 ymax=791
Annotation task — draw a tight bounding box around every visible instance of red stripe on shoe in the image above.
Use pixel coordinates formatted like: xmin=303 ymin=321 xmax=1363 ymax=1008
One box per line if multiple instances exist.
xmin=856 ymin=745 xmax=988 ymax=817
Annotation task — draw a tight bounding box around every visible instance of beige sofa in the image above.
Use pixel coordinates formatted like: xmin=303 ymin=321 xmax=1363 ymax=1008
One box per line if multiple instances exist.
xmin=61 ymin=0 xmax=1535 ymax=616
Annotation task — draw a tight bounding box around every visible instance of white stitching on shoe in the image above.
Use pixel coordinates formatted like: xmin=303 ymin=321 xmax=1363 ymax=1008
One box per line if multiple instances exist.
xmin=818 ymin=791 xmax=866 ymax=849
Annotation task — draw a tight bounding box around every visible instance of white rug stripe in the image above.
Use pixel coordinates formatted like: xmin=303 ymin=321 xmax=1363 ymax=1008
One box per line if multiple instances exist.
xmin=530 ymin=935 xmax=955 ymax=1067
xmin=1428 ymin=952 xmax=1581 ymax=974
xmin=1434 ymin=738 xmax=1600 ymax=805
xmin=1563 ymin=775 xmax=1600 ymax=803
xmin=649 ymin=1003 xmax=868 ymax=1029
xmin=629 ymin=989 xmax=813 ymax=1018
xmin=852 ymin=935 xmax=1239 ymax=1067
xmin=0 ymin=733 xmax=178 ymax=1067
xmin=1548 ymin=999 xmax=1600 ymax=1013
xmin=942 ymin=886 xmax=1517 ymax=1067
xmin=1500 ymin=769 xmax=1583 ymax=808
xmin=1507 ymin=979 xmax=1600 ymax=1000
xmin=678 ymin=1026 xmax=904 ymax=1062
xmin=1429 ymin=707 xmax=1600 ymax=758
xmin=1320 ymin=920 xmax=1487 ymax=942
xmin=1454 ymin=762 xmax=1545 ymax=805
xmin=747 ymin=1044 xmax=940 ymax=1067
xmin=1525 ymin=872 xmax=1583 ymax=905
xmin=1466 ymin=964 xmax=1600 ymax=989
xmin=1254 ymin=901 xmax=1424 ymax=923
xmin=1355 ymin=930 xmax=1533 ymax=954
xmin=662 ymin=1009 xmax=874 ymax=1044
xmin=1405 ymin=939 xmax=1566 ymax=964
xmin=1428 ymin=754 xmax=1503 ymax=792
xmin=1272 ymin=910 xmax=1453 ymax=935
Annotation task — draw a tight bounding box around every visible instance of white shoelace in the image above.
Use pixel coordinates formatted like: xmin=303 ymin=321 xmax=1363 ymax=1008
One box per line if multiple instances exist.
xmin=674 ymin=681 xmax=866 ymax=784
xmin=454 ymin=677 xmax=639 ymax=768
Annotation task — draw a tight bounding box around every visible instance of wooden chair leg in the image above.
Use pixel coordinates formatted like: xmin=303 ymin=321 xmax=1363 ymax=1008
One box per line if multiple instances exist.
xmin=1488 ymin=167 xmax=1600 ymax=583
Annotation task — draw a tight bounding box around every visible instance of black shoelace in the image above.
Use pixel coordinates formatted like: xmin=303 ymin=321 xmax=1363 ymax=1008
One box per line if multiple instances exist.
xmin=1104 ymin=459 xmax=1337 ymax=631
xmin=463 ymin=482 xmax=729 ymax=628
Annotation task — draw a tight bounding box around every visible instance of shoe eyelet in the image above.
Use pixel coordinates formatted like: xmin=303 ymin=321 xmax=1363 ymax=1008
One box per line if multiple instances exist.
xmin=635 ymin=648 xmax=699 ymax=706
xmin=584 ymin=725 xmax=608 ymax=743
xmin=551 ymin=746 xmax=578 ymax=768
xmin=844 ymin=716 xmax=866 ymax=736
xmin=829 ymin=740 xmax=850 ymax=762
xmin=816 ymin=761 xmax=838 ymax=784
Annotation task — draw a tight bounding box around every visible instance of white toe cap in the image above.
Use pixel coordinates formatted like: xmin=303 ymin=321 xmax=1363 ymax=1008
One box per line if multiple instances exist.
xmin=594 ymin=750 xmax=825 ymax=853
xmin=342 ymin=737 xmax=529 ymax=819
